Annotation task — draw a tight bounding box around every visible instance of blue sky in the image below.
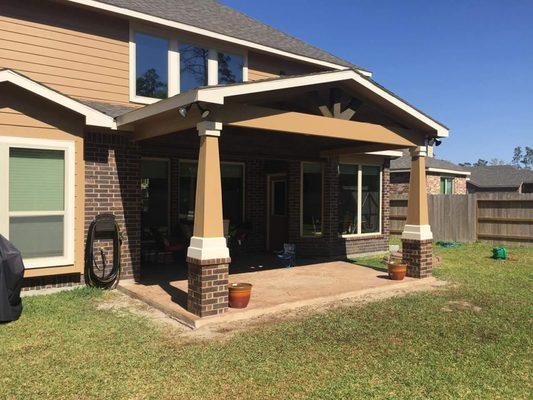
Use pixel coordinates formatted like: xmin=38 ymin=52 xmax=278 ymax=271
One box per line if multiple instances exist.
xmin=222 ymin=0 xmax=533 ymax=164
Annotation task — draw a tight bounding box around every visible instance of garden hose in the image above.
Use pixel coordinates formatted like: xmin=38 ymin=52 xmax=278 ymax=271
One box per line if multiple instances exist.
xmin=84 ymin=214 xmax=122 ymax=289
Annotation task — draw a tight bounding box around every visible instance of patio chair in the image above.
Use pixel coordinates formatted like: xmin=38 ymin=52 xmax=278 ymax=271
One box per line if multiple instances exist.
xmin=276 ymin=243 xmax=296 ymax=268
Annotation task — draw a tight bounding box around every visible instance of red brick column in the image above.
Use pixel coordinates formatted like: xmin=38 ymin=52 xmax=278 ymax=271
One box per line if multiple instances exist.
xmin=187 ymin=257 xmax=230 ymax=317
xmin=401 ymin=239 xmax=433 ymax=278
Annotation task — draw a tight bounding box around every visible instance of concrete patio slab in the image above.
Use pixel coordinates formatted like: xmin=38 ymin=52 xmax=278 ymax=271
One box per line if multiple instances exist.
xmin=118 ymin=261 xmax=440 ymax=329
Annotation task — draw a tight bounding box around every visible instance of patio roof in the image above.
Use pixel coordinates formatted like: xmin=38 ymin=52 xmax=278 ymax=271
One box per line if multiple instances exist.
xmin=117 ymin=70 xmax=449 ymax=144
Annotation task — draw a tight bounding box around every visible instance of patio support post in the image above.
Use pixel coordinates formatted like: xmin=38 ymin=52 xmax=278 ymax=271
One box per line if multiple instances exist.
xmin=401 ymin=146 xmax=433 ymax=278
xmin=186 ymin=121 xmax=230 ymax=317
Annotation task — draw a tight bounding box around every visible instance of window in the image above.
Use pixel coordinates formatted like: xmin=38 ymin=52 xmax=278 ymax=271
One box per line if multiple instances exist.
xmin=141 ymin=159 xmax=169 ymax=234
xmin=218 ymin=52 xmax=244 ymax=84
xmin=271 ymin=180 xmax=287 ymax=217
xmin=338 ymin=164 xmax=358 ymax=235
xmin=338 ymin=164 xmax=382 ymax=236
xmin=0 ymin=138 xmax=74 ymax=268
xmin=180 ymin=43 xmax=209 ymax=92
xmin=301 ymin=162 xmax=323 ymax=236
xmin=361 ymin=166 xmax=381 ymax=233
xmin=135 ymin=32 xmax=169 ymax=99
xmin=131 ymin=27 xmax=247 ymax=103
xmin=178 ymin=161 xmax=244 ymax=226
xmin=440 ymin=177 xmax=454 ymax=194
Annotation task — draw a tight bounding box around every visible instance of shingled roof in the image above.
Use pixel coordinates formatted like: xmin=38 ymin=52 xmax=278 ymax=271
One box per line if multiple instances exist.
xmin=466 ymin=165 xmax=533 ymax=188
xmin=390 ymin=150 xmax=469 ymax=173
xmin=93 ymin=0 xmax=368 ymax=72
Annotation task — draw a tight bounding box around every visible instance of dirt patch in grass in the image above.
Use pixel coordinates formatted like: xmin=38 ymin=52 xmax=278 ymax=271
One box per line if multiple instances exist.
xmin=96 ymin=278 xmax=447 ymax=343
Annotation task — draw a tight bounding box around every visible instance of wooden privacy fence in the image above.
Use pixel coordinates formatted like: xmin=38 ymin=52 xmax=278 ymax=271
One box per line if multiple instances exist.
xmin=390 ymin=193 xmax=533 ymax=245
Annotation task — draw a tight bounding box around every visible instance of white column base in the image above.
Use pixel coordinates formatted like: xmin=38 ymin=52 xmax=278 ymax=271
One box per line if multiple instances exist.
xmin=401 ymin=224 xmax=433 ymax=241
xmin=187 ymin=236 xmax=230 ymax=260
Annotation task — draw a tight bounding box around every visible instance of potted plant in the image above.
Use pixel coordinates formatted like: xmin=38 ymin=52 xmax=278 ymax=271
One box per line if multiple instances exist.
xmin=228 ymin=283 xmax=253 ymax=308
xmin=387 ymin=260 xmax=407 ymax=280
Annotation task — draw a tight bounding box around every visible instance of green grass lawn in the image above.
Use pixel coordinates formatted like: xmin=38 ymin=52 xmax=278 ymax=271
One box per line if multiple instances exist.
xmin=1 ymin=242 xmax=532 ymax=399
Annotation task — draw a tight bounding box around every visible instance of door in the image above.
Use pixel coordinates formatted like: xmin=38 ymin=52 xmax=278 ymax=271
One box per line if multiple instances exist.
xmin=268 ymin=174 xmax=288 ymax=251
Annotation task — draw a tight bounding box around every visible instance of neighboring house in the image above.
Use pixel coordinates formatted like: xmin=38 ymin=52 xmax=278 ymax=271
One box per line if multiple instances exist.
xmin=390 ymin=150 xmax=471 ymax=195
xmin=467 ymin=165 xmax=533 ymax=193
xmin=0 ymin=0 xmax=448 ymax=317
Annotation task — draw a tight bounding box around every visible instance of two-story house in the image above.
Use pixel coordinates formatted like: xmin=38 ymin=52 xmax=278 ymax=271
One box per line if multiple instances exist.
xmin=0 ymin=0 xmax=448 ymax=317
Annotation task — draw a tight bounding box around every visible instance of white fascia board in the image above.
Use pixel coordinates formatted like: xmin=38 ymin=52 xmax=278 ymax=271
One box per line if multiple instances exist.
xmin=365 ymin=150 xmax=404 ymax=158
xmin=427 ymin=167 xmax=471 ymax=176
xmin=64 ymin=0 xmax=371 ymax=76
xmin=117 ymin=69 xmax=449 ymax=136
xmin=391 ymin=167 xmax=471 ymax=176
xmin=116 ymin=89 xmax=221 ymax=126
xmin=203 ymin=70 xmax=449 ymax=136
xmin=0 ymin=69 xmax=116 ymax=129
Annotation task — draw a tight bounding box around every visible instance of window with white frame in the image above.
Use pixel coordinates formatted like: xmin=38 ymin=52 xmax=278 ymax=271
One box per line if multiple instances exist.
xmin=0 ymin=137 xmax=74 ymax=268
xmin=131 ymin=28 xmax=246 ymax=103
xmin=440 ymin=177 xmax=454 ymax=194
xmin=338 ymin=164 xmax=382 ymax=236
xmin=135 ymin=32 xmax=169 ymax=99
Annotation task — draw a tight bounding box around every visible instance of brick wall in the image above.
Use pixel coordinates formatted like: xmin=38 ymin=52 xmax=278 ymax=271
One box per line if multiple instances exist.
xmin=287 ymin=158 xmax=390 ymax=258
xmin=390 ymin=171 xmax=467 ymax=195
xmin=84 ymin=132 xmax=141 ymax=281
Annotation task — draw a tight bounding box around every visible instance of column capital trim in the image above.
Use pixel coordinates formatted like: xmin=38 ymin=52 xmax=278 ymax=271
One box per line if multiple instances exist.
xmin=401 ymin=224 xmax=433 ymax=241
xmin=187 ymin=236 xmax=230 ymax=260
xmin=197 ymin=121 xmax=222 ymax=136
xmin=410 ymin=146 xmax=428 ymax=157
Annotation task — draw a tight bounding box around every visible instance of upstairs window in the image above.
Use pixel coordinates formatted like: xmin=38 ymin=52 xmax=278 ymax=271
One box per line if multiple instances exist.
xmin=218 ymin=52 xmax=244 ymax=84
xmin=135 ymin=32 xmax=169 ymax=99
xmin=131 ymin=27 xmax=246 ymax=103
xmin=180 ymin=43 xmax=209 ymax=92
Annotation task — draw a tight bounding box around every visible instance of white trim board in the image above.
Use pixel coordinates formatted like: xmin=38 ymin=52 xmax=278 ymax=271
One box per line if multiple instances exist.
xmin=117 ymin=70 xmax=449 ymax=137
xmin=64 ymin=0 xmax=371 ymax=76
xmin=391 ymin=167 xmax=470 ymax=176
xmin=0 ymin=69 xmax=116 ymax=129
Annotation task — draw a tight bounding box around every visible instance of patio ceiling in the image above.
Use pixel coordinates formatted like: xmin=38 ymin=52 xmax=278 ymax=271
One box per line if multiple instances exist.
xmin=117 ymin=69 xmax=449 ymax=146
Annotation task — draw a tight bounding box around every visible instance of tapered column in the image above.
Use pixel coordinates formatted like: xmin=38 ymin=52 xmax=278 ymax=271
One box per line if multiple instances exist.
xmin=186 ymin=121 xmax=230 ymax=317
xmin=401 ymin=146 xmax=433 ymax=278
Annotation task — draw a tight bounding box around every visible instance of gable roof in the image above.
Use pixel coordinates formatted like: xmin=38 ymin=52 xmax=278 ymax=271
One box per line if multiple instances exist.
xmin=466 ymin=165 xmax=533 ymax=188
xmin=391 ymin=149 xmax=470 ymax=175
xmin=65 ymin=0 xmax=370 ymax=74
xmin=117 ymin=69 xmax=449 ymax=137
xmin=0 ymin=69 xmax=116 ymax=128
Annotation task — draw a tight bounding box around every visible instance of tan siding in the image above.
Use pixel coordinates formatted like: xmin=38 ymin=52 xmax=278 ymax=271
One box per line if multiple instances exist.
xmin=0 ymin=0 xmax=130 ymax=104
xmin=0 ymin=84 xmax=86 ymax=277
xmin=248 ymin=51 xmax=325 ymax=81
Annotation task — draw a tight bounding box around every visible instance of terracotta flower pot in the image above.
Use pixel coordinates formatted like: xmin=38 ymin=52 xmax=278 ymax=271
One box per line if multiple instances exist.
xmin=228 ymin=283 xmax=252 ymax=308
xmin=387 ymin=261 xmax=407 ymax=280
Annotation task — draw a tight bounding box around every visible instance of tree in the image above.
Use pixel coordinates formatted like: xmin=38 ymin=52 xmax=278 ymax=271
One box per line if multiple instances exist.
xmin=136 ymin=68 xmax=167 ymax=99
xmin=511 ymin=146 xmax=533 ymax=169
xmin=473 ymin=159 xmax=488 ymax=167
xmin=512 ymin=146 xmax=523 ymax=168
xmin=489 ymin=158 xmax=507 ymax=166
xmin=522 ymin=146 xmax=533 ymax=169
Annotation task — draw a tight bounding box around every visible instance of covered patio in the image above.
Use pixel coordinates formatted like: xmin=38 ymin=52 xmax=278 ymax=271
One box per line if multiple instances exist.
xmin=118 ymin=258 xmax=438 ymax=329
xmin=118 ymin=69 xmax=448 ymax=318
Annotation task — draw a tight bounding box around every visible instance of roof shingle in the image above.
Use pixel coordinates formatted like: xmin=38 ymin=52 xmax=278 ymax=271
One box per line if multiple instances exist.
xmin=92 ymin=0 xmax=368 ymax=72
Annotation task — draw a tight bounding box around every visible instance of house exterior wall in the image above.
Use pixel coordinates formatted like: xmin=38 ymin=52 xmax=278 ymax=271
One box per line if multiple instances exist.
xmin=0 ymin=0 xmax=328 ymax=108
xmin=390 ymin=171 xmax=467 ymax=195
xmin=0 ymin=85 xmax=86 ymax=289
xmin=84 ymin=132 xmax=141 ymax=281
xmin=0 ymin=0 xmax=131 ymax=105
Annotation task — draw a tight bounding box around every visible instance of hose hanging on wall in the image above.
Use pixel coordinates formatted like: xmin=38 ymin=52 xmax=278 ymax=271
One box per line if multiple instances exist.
xmin=84 ymin=213 xmax=122 ymax=289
